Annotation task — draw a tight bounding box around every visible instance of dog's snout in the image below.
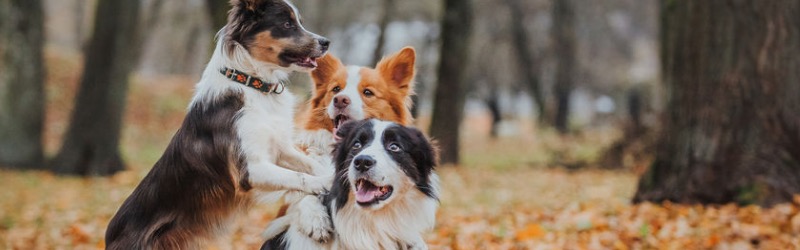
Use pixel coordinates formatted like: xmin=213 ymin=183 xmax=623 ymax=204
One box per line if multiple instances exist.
xmin=334 ymin=95 xmax=350 ymax=109
xmin=318 ymin=38 xmax=330 ymax=51
xmin=353 ymin=155 xmax=376 ymax=172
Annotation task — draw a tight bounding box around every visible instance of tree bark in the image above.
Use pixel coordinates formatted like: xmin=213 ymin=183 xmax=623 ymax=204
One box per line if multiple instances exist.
xmin=51 ymin=0 xmax=142 ymax=176
xmin=505 ymin=0 xmax=548 ymax=125
xmin=429 ymin=0 xmax=473 ymax=165
xmin=551 ymin=0 xmax=576 ymax=134
xmin=371 ymin=0 xmax=395 ymax=66
xmin=0 ymin=0 xmax=45 ymax=169
xmin=634 ymin=0 xmax=800 ymax=206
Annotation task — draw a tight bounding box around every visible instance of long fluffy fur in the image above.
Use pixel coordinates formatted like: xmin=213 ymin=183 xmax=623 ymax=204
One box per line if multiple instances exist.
xmin=105 ymin=0 xmax=330 ymax=247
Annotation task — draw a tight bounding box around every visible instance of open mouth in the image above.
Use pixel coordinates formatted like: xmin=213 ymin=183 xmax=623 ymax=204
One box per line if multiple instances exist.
xmin=332 ymin=114 xmax=350 ymax=139
xmin=287 ymin=56 xmax=319 ymax=68
xmin=354 ymin=178 xmax=393 ymax=206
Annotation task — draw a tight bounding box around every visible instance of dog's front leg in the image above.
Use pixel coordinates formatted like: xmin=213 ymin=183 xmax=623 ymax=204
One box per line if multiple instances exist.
xmin=279 ymin=146 xmax=331 ymax=176
xmin=248 ymin=162 xmax=328 ymax=195
xmin=292 ymin=194 xmax=333 ymax=243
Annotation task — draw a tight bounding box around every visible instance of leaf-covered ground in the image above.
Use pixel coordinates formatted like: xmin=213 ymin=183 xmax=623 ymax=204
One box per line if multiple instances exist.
xmin=2 ymin=48 xmax=800 ymax=250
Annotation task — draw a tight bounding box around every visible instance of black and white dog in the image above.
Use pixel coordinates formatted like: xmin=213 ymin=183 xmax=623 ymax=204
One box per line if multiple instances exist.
xmin=262 ymin=119 xmax=440 ymax=250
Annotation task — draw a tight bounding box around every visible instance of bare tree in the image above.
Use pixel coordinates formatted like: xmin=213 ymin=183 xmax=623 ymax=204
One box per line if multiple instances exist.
xmin=635 ymin=0 xmax=800 ymax=206
xmin=551 ymin=0 xmax=576 ymax=134
xmin=0 ymin=0 xmax=45 ymax=169
xmin=51 ymin=0 xmax=142 ymax=175
xmin=429 ymin=0 xmax=473 ymax=165
xmin=371 ymin=0 xmax=396 ymax=65
xmin=505 ymin=0 xmax=548 ymax=124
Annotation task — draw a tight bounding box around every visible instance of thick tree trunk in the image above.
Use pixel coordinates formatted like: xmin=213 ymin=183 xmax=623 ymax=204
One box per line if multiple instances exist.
xmin=51 ymin=0 xmax=142 ymax=176
xmin=505 ymin=0 xmax=548 ymax=125
xmin=551 ymin=0 xmax=576 ymax=134
xmin=371 ymin=0 xmax=395 ymax=66
xmin=634 ymin=1 xmax=800 ymax=206
xmin=429 ymin=0 xmax=473 ymax=165
xmin=0 ymin=0 xmax=45 ymax=169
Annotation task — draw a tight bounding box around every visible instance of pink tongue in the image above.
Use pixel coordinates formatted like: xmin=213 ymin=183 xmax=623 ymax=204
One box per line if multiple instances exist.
xmin=355 ymin=188 xmax=381 ymax=203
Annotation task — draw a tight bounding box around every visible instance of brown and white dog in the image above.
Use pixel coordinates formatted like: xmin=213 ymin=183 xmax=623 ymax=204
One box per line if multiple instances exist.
xmin=295 ymin=46 xmax=417 ymax=162
xmin=105 ymin=0 xmax=332 ymax=248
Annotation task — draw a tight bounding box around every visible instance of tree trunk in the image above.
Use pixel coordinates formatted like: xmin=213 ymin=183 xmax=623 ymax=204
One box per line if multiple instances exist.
xmin=505 ymin=0 xmax=548 ymax=125
xmin=74 ymin=0 xmax=86 ymax=49
xmin=551 ymin=0 xmax=576 ymax=134
xmin=634 ymin=0 xmax=800 ymax=206
xmin=50 ymin=0 xmax=142 ymax=176
xmin=206 ymin=0 xmax=228 ymax=33
xmin=486 ymin=90 xmax=502 ymax=138
xmin=371 ymin=0 xmax=395 ymax=66
xmin=0 ymin=0 xmax=45 ymax=169
xmin=429 ymin=0 xmax=473 ymax=165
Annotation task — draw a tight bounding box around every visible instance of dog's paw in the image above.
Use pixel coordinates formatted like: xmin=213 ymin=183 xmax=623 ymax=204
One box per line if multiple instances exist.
xmin=296 ymin=200 xmax=333 ymax=243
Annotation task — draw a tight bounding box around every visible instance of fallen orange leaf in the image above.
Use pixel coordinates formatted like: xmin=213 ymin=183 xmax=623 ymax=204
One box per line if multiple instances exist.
xmin=704 ymin=234 xmax=720 ymax=248
xmin=515 ymin=223 xmax=545 ymax=240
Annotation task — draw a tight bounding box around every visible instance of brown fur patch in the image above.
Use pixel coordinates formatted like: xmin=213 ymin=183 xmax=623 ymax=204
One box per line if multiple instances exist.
xmin=247 ymin=31 xmax=294 ymax=66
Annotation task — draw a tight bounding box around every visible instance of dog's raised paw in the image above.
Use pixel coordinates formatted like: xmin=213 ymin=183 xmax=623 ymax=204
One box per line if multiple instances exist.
xmin=297 ymin=208 xmax=333 ymax=243
xmin=294 ymin=195 xmax=334 ymax=243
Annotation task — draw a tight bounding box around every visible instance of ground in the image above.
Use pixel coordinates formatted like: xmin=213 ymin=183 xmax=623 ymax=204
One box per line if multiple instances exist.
xmin=1 ymin=49 xmax=800 ymax=250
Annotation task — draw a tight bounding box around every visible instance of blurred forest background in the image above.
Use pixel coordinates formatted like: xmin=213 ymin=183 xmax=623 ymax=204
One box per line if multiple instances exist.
xmin=1 ymin=0 xmax=799 ymax=249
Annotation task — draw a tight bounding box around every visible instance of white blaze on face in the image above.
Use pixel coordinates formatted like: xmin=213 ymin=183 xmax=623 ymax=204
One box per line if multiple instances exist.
xmin=327 ymin=66 xmax=366 ymax=120
xmin=348 ymin=121 xmax=407 ymax=210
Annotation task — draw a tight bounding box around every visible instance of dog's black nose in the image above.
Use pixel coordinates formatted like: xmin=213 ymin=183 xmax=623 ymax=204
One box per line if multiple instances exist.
xmin=353 ymin=155 xmax=375 ymax=172
xmin=318 ymin=38 xmax=330 ymax=50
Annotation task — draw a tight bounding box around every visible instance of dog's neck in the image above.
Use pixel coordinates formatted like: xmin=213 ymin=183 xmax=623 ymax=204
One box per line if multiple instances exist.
xmin=202 ymin=37 xmax=290 ymax=85
xmin=191 ymin=35 xmax=296 ymax=107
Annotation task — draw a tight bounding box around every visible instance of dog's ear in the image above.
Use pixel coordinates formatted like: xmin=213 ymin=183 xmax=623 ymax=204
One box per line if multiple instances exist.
xmin=311 ymin=53 xmax=344 ymax=90
xmin=409 ymin=128 xmax=437 ymax=170
xmin=332 ymin=120 xmax=366 ymax=171
xmin=406 ymin=127 xmax=438 ymax=199
xmin=334 ymin=120 xmax=361 ymax=144
xmin=230 ymin=0 xmax=266 ymax=11
xmin=376 ymin=47 xmax=416 ymax=93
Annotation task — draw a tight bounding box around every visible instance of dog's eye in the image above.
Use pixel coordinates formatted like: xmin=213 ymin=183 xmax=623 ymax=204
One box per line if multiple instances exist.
xmin=283 ymin=21 xmax=294 ymax=29
xmin=363 ymin=89 xmax=374 ymax=97
xmin=387 ymin=143 xmax=402 ymax=152
xmin=332 ymin=86 xmax=341 ymax=93
xmin=352 ymin=142 xmax=362 ymax=150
